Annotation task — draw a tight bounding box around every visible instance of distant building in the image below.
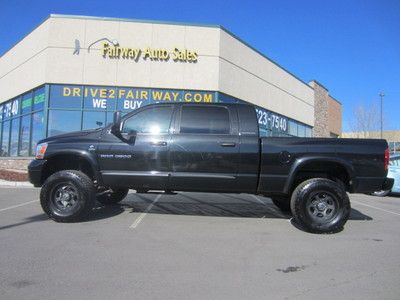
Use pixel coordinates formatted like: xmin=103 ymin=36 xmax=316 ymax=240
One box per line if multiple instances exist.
xmin=341 ymin=131 xmax=400 ymax=153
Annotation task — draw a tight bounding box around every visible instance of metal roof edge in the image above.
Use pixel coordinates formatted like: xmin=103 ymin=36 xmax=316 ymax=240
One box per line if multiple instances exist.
xmin=49 ymin=14 xmax=221 ymax=29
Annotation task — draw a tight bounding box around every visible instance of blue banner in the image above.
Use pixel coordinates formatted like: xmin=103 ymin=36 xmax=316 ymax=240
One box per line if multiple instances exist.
xmin=50 ymin=84 xmax=215 ymax=112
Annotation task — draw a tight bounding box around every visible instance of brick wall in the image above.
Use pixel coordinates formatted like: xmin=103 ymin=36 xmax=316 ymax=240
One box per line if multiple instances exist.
xmin=328 ymin=96 xmax=342 ymax=136
xmin=309 ymin=80 xmax=329 ymax=137
xmin=309 ymin=80 xmax=342 ymax=137
xmin=0 ymin=158 xmax=31 ymax=171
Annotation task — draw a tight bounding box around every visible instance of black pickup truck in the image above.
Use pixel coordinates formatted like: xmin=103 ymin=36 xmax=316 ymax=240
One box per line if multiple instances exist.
xmin=28 ymin=103 xmax=393 ymax=233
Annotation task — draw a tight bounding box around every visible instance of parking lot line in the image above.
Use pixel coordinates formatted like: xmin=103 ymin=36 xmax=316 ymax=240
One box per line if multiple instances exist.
xmin=0 ymin=199 xmax=39 ymax=212
xmin=352 ymin=200 xmax=400 ymax=217
xmin=129 ymin=194 xmax=162 ymax=229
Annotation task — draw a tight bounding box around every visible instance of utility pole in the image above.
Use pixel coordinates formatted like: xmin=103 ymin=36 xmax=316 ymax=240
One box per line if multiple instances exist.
xmin=379 ymin=92 xmax=384 ymax=139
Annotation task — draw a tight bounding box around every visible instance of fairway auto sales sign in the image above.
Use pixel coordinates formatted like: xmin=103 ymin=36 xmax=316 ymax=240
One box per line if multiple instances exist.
xmin=56 ymin=85 xmax=214 ymax=111
xmin=101 ymin=43 xmax=198 ymax=62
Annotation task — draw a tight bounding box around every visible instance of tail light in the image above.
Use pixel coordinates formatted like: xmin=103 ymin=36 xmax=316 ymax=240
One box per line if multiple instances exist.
xmin=384 ymin=147 xmax=390 ymax=172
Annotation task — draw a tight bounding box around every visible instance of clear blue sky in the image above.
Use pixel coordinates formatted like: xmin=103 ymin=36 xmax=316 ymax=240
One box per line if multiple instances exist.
xmin=1 ymin=0 xmax=399 ymax=131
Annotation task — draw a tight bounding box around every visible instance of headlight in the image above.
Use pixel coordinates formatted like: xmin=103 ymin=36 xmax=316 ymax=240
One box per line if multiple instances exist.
xmin=35 ymin=143 xmax=48 ymax=159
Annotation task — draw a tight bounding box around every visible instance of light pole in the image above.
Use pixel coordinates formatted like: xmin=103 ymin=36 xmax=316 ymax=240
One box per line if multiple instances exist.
xmin=379 ymin=92 xmax=384 ymax=139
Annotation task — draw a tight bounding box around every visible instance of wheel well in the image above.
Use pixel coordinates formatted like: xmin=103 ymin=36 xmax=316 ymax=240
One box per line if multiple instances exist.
xmin=291 ymin=161 xmax=351 ymax=192
xmin=41 ymin=155 xmax=95 ymax=184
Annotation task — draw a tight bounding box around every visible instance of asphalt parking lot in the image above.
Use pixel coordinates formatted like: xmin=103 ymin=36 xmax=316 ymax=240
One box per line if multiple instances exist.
xmin=1 ymin=187 xmax=400 ymax=299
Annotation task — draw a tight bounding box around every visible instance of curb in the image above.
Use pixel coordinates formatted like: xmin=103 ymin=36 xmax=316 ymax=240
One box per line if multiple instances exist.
xmin=0 ymin=180 xmax=34 ymax=188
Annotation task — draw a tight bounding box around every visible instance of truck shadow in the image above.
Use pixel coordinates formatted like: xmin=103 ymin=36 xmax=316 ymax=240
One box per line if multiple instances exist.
xmin=119 ymin=192 xmax=372 ymax=221
xmin=0 ymin=213 xmax=49 ymax=231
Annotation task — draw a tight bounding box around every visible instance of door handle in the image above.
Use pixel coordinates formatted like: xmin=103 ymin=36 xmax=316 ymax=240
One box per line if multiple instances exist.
xmin=150 ymin=141 xmax=168 ymax=146
xmin=220 ymin=142 xmax=236 ymax=147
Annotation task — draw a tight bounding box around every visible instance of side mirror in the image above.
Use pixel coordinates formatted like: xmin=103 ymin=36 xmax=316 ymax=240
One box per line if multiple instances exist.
xmin=111 ymin=111 xmax=121 ymax=135
xmin=122 ymin=130 xmax=137 ymax=144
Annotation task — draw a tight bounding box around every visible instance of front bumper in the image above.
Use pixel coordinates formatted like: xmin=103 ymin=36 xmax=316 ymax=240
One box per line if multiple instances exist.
xmin=28 ymin=159 xmax=47 ymax=187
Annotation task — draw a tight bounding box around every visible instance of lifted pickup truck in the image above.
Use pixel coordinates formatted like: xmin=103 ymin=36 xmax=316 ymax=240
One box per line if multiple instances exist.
xmin=28 ymin=103 xmax=393 ymax=233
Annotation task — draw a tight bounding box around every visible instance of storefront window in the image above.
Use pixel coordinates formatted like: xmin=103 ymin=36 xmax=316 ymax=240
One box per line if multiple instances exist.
xmin=106 ymin=111 xmax=114 ymax=126
xmin=19 ymin=115 xmax=31 ymax=156
xmin=33 ymin=87 xmax=45 ymax=111
xmin=84 ymin=86 xmax=117 ymax=110
xmin=31 ymin=111 xmax=44 ymax=156
xmin=297 ymin=124 xmax=306 ymax=137
xmin=117 ymin=87 xmax=150 ymax=111
xmin=305 ymin=127 xmax=312 ymax=137
xmin=288 ymin=120 xmax=298 ymax=136
xmin=10 ymin=118 xmax=20 ymax=156
xmin=21 ymin=92 xmax=33 ymax=114
xmin=1 ymin=120 xmax=10 ymax=156
xmin=0 ymin=105 xmax=3 ymax=122
xmin=82 ymin=111 xmax=106 ymax=130
xmin=48 ymin=110 xmax=81 ymax=136
xmin=49 ymin=85 xmax=82 ymax=109
xmin=3 ymin=98 xmax=20 ymax=120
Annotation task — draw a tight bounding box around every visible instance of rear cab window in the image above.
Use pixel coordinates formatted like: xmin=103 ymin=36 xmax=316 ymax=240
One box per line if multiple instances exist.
xmin=179 ymin=106 xmax=231 ymax=134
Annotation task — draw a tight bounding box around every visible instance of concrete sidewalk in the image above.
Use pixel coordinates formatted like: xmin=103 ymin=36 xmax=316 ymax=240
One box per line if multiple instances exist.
xmin=0 ymin=179 xmax=33 ymax=188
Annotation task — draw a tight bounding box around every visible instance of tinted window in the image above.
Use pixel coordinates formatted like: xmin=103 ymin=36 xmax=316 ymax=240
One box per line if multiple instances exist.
xmin=49 ymin=85 xmax=82 ymax=109
xmin=33 ymin=86 xmax=45 ymax=111
xmin=82 ymin=111 xmax=106 ymax=130
xmin=31 ymin=111 xmax=44 ymax=155
xmin=48 ymin=110 xmax=81 ymax=136
xmin=84 ymin=86 xmax=117 ymax=111
xmin=180 ymin=106 xmax=230 ymax=134
xmin=122 ymin=106 xmax=173 ymax=134
xmin=10 ymin=118 xmax=20 ymax=156
xmin=21 ymin=92 xmax=33 ymax=114
xmin=19 ymin=115 xmax=31 ymax=156
xmin=1 ymin=121 xmax=10 ymax=156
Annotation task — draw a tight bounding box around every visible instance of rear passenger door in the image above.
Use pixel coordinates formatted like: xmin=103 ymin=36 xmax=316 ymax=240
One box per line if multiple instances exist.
xmin=169 ymin=105 xmax=240 ymax=192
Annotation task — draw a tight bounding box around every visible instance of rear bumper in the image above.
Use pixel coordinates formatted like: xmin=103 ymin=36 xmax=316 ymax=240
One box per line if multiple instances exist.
xmin=352 ymin=177 xmax=394 ymax=193
xmin=28 ymin=159 xmax=46 ymax=187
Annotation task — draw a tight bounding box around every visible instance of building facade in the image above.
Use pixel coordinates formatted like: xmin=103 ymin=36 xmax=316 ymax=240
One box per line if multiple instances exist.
xmin=0 ymin=15 xmax=342 ymax=158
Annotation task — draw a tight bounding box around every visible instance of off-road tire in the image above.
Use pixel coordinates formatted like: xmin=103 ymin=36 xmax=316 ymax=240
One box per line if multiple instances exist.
xmin=290 ymin=178 xmax=351 ymax=233
xmin=271 ymin=196 xmax=291 ymax=212
xmin=40 ymin=170 xmax=95 ymax=222
xmin=97 ymin=188 xmax=129 ymax=205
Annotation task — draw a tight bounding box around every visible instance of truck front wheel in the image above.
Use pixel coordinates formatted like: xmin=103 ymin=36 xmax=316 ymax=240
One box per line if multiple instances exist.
xmin=290 ymin=178 xmax=350 ymax=233
xmin=97 ymin=188 xmax=129 ymax=205
xmin=40 ymin=170 xmax=95 ymax=222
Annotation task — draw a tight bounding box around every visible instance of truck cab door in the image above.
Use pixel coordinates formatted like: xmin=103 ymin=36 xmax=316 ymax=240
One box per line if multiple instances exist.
xmin=98 ymin=105 xmax=175 ymax=190
xmin=169 ymin=104 xmax=240 ymax=192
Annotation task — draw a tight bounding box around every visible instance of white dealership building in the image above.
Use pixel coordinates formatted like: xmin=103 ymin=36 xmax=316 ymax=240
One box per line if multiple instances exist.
xmin=0 ymin=14 xmax=341 ymax=158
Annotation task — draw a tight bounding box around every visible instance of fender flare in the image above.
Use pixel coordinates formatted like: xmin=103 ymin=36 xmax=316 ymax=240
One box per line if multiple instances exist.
xmin=45 ymin=149 xmax=102 ymax=184
xmin=284 ymin=156 xmax=355 ymax=194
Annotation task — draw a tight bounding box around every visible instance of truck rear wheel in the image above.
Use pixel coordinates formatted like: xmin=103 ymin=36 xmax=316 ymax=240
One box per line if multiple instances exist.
xmin=40 ymin=170 xmax=95 ymax=222
xmin=271 ymin=196 xmax=291 ymax=212
xmin=290 ymin=178 xmax=350 ymax=233
xmin=97 ymin=188 xmax=129 ymax=205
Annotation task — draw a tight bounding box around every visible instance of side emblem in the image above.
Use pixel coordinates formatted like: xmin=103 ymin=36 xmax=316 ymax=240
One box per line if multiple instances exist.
xmin=88 ymin=145 xmax=96 ymax=151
